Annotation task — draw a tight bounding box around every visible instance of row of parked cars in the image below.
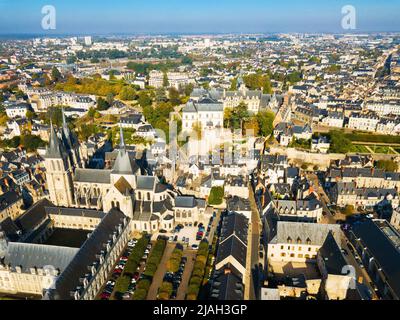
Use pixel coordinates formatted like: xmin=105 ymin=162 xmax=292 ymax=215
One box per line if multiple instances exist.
xmin=100 ymin=238 xmax=138 ymax=300
xmin=161 ymin=256 xmax=187 ymax=300
xmin=121 ymin=241 xmax=153 ymax=300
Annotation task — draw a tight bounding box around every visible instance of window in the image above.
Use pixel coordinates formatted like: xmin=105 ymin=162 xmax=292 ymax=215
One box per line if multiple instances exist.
xmin=281 ymin=253 xmax=286 ymax=257
xmin=298 ymin=254 xmax=303 ymax=258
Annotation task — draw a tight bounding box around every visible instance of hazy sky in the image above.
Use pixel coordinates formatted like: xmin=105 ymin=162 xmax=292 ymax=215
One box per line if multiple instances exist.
xmin=0 ymin=0 xmax=399 ymax=34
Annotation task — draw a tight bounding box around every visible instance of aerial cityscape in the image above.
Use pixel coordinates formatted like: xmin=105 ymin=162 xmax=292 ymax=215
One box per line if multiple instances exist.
xmin=0 ymin=1 xmax=400 ymax=304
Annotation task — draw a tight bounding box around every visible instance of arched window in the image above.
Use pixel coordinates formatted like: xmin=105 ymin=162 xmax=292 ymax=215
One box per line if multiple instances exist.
xmin=138 ymin=192 xmax=141 ymax=200
xmin=147 ymin=192 xmax=151 ymax=201
xmin=116 ymin=202 xmax=120 ymax=209
xmin=111 ymin=201 xmax=115 ymax=208
xmin=306 ymin=237 xmax=311 ymax=245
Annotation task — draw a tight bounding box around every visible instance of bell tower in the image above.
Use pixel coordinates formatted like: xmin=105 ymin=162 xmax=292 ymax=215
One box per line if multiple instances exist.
xmin=44 ymin=121 xmax=75 ymax=207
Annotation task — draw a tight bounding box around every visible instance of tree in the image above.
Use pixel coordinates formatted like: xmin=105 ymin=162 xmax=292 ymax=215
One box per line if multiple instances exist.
xmin=155 ymin=87 xmax=168 ymax=103
xmin=66 ymin=55 xmax=77 ymax=64
xmin=168 ymin=87 xmax=181 ymax=106
xmin=244 ymin=116 xmax=259 ymax=136
xmin=183 ymin=83 xmax=194 ymax=97
xmin=230 ymin=77 xmax=238 ymax=91
xmin=138 ymin=92 xmax=152 ymax=107
xmin=119 ymin=86 xmax=136 ymax=101
xmin=182 ymin=56 xmax=193 ymax=65
xmin=46 ymin=107 xmax=63 ymax=126
xmin=262 ymin=76 xmax=273 ymax=94
xmin=328 ymin=131 xmax=353 ymax=154
xmin=26 ymin=110 xmax=35 ymax=120
xmin=96 ymin=97 xmax=110 ymax=111
xmin=162 ymin=72 xmax=169 ymax=88
xmin=256 ymin=110 xmax=275 ymax=137
xmin=20 ymin=135 xmax=46 ymax=152
xmin=376 ymin=160 xmax=398 ymax=172
xmin=343 ymin=205 xmax=355 ymax=216
xmin=106 ymin=93 xmax=114 ymax=106
xmin=208 ymin=186 xmax=224 ymax=205
xmin=224 ymin=103 xmax=249 ymax=131
xmin=51 ymin=67 xmax=62 ymax=82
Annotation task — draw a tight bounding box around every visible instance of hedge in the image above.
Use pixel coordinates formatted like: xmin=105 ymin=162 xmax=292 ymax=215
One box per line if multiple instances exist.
xmin=132 ymin=239 xmax=167 ymax=300
xmin=185 ymin=240 xmax=210 ymax=300
xmin=143 ymin=239 xmax=166 ymax=277
xmin=167 ymin=247 xmax=183 ymax=273
xmin=132 ymin=288 xmax=147 ymax=300
xmin=131 ymin=278 xmax=151 ymax=300
xmin=111 ymin=235 xmax=149 ymax=298
xmin=158 ymin=281 xmax=173 ymax=299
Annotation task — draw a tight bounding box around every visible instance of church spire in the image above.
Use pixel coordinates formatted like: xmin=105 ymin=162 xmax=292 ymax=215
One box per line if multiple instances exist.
xmin=46 ymin=119 xmax=63 ymax=158
xmin=61 ymin=108 xmax=70 ymax=138
xmin=119 ymin=125 xmax=125 ymax=150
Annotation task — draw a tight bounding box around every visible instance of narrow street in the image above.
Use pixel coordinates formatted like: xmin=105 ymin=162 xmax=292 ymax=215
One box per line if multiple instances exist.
xmin=246 ymin=183 xmax=262 ymax=300
xmin=307 ymin=173 xmax=336 ymax=224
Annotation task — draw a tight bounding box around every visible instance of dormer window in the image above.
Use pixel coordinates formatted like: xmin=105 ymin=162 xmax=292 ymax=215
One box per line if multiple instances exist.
xmin=306 ymin=237 xmax=311 ymax=245
xmin=287 ymin=237 xmax=292 ymax=244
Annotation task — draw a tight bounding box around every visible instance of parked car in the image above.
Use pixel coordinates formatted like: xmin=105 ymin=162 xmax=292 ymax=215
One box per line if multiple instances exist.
xmin=191 ymin=244 xmax=199 ymax=250
xmin=131 ymin=272 xmax=139 ymax=280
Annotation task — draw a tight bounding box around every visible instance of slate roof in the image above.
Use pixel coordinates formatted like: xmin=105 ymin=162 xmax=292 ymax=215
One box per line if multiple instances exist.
xmin=318 ymin=231 xmax=348 ymax=275
xmin=209 ymin=266 xmax=244 ymax=300
xmin=216 ymin=235 xmax=247 ymax=269
xmin=175 ymin=196 xmax=196 ymax=208
xmin=0 ymin=217 xmax=21 ymax=242
xmin=219 ymin=212 xmax=249 ymax=245
xmin=0 ymin=191 xmax=21 ymax=211
xmin=15 ymin=198 xmax=53 ymax=234
xmin=44 ymin=206 xmax=105 ymax=219
xmin=48 ymin=208 xmax=129 ymax=300
xmin=4 ymin=242 xmax=79 ymax=273
xmin=136 ymin=176 xmax=156 ymax=190
xmin=351 ymin=219 xmax=400 ymax=298
xmin=274 ymin=221 xmax=341 ymax=245
xmin=74 ymin=168 xmax=111 ymax=184
xmin=227 ymin=196 xmax=251 ymax=212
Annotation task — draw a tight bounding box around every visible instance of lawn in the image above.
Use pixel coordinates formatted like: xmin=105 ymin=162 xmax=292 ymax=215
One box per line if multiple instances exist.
xmin=351 ymin=145 xmax=370 ymax=153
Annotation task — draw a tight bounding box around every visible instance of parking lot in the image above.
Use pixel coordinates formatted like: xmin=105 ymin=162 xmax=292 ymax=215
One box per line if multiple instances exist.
xmin=151 ymin=211 xmax=220 ymax=249
xmin=97 ymin=237 xmax=152 ymax=300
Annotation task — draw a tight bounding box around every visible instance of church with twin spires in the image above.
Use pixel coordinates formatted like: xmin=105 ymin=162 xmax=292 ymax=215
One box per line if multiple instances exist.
xmin=44 ymin=110 xmax=176 ymax=233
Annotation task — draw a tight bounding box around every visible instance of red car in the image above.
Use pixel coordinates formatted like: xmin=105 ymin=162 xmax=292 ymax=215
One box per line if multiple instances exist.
xmin=100 ymin=292 xmax=111 ymax=300
xmin=133 ymin=272 xmax=140 ymax=281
